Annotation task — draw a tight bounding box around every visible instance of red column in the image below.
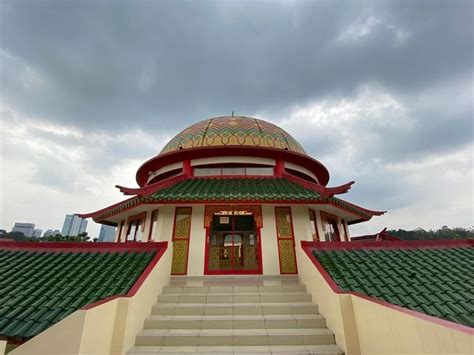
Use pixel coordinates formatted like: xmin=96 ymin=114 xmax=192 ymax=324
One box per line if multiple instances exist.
xmin=275 ymin=159 xmax=285 ymax=177
xmin=183 ymin=159 xmax=193 ymax=177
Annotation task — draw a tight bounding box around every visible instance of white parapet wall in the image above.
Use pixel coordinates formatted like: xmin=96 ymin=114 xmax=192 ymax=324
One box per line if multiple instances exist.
xmin=297 ymin=244 xmax=474 ymax=355
xmin=11 ymin=245 xmax=172 ymax=355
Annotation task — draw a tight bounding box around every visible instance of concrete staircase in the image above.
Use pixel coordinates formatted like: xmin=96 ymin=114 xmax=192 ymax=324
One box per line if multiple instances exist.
xmin=128 ymin=276 xmax=343 ymax=354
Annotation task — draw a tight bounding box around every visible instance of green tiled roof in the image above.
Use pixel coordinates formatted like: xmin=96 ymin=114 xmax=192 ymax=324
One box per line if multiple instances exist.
xmin=313 ymin=246 xmax=474 ymax=328
xmin=0 ymin=248 xmax=155 ymax=340
xmin=95 ymin=178 xmax=376 ymax=222
xmin=147 ymin=177 xmax=321 ymax=202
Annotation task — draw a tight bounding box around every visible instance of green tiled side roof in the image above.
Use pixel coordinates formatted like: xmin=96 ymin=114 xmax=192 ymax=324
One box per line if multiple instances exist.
xmin=0 ymin=248 xmax=155 ymax=340
xmin=313 ymin=247 xmax=474 ymax=327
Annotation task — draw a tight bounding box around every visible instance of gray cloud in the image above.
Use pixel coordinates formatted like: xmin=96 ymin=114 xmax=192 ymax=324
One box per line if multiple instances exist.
xmin=1 ymin=0 xmax=472 ymax=131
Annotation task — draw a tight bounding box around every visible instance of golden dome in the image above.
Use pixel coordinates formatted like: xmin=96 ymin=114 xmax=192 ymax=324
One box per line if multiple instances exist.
xmin=160 ymin=116 xmax=306 ymax=155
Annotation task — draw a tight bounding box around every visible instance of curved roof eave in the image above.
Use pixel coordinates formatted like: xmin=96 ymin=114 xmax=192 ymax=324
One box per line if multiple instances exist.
xmin=135 ymin=146 xmax=331 ymax=187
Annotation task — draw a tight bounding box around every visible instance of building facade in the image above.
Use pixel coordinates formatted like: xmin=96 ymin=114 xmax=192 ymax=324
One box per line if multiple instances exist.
xmin=11 ymin=223 xmax=35 ymax=237
xmin=79 ymin=116 xmax=384 ymax=276
xmin=43 ymin=229 xmax=61 ymax=237
xmin=61 ymin=214 xmax=88 ymax=236
xmin=98 ymin=224 xmax=116 ymax=242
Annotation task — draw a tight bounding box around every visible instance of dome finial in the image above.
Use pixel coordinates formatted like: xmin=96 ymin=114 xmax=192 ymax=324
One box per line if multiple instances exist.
xmin=231 ymin=110 xmax=234 ymax=117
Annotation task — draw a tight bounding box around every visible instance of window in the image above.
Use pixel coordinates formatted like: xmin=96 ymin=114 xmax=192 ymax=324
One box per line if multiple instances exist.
xmin=341 ymin=219 xmax=349 ymax=241
xmin=117 ymin=220 xmax=125 ymax=242
xmin=320 ymin=212 xmax=340 ymax=242
xmin=126 ymin=213 xmax=146 ymax=242
xmin=194 ymin=168 xmax=222 ymax=176
xmin=194 ymin=166 xmax=274 ymax=177
xmin=246 ymin=167 xmax=273 ymax=175
xmin=309 ymin=209 xmax=320 ymax=241
xmin=222 ymin=167 xmax=246 ymax=175
xmin=148 ymin=210 xmax=159 ymax=241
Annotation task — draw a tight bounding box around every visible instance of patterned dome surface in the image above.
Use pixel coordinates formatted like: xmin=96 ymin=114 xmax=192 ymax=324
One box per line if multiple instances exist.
xmin=160 ymin=116 xmax=306 ymax=155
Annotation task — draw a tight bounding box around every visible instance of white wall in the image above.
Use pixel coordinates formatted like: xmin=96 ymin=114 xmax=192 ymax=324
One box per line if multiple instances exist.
xmin=187 ymin=205 xmax=206 ymax=276
xmin=153 ymin=205 xmax=175 ymax=242
xmin=291 ymin=205 xmax=313 ymax=244
xmin=260 ymin=205 xmax=280 ymax=275
xmin=284 ymin=162 xmax=318 ymax=181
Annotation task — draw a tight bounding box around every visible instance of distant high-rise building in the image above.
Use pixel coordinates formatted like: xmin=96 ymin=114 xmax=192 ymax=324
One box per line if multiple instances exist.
xmin=61 ymin=215 xmax=87 ymax=236
xmin=32 ymin=229 xmax=43 ymax=238
xmin=98 ymin=225 xmax=116 ymax=242
xmin=12 ymin=223 xmax=35 ymax=237
xmin=43 ymin=229 xmax=61 ymax=237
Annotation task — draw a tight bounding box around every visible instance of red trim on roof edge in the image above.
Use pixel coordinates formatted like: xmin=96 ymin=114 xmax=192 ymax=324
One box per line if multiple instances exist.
xmin=351 ymin=228 xmax=400 ymax=241
xmin=82 ymin=241 xmax=168 ymax=310
xmin=301 ymin=239 xmax=473 ymax=250
xmin=0 ymin=240 xmax=166 ymax=253
xmin=79 ymin=177 xmax=384 ymax=223
xmin=116 ymin=173 xmax=188 ymax=196
xmin=135 ymin=145 xmax=331 ymax=187
xmin=300 ymin=240 xmax=474 ymax=335
xmin=76 ymin=196 xmax=138 ymax=219
xmin=282 ymin=172 xmax=354 ymax=197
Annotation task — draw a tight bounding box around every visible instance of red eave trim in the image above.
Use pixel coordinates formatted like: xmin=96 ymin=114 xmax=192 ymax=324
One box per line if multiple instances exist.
xmin=135 ymin=146 xmax=331 ymax=187
xmin=0 ymin=240 xmax=166 ymax=254
xmin=300 ymin=240 xmax=474 ymax=335
xmin=301 ymin=239 xmax=473 ymax=250
xmin=116 ymin=173 xmax=188 ymax=196
xmin=351 ymin=228 xmax=400 ymax=241
xmin=85 ymin=176 xmax=384 ymax=224
xmin=335 ymin=198 xmax=386 ymax=216
xmin=282 ymin=172 xmax=354 ymax=197
xmin=76 ymin=196 xmax=138 ymax=219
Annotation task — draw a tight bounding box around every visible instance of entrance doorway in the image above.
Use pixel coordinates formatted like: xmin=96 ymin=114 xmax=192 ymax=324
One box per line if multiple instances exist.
xmin=205 ymin=208 xmax=262 ymax=274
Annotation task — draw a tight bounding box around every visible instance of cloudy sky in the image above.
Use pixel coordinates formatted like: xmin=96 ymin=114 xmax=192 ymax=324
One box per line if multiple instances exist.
xmin=1 ymin=0 xmax=472 ymax=237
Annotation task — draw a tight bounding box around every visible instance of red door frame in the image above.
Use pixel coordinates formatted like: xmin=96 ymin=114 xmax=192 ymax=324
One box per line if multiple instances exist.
xmin=204 ymin=206 xmax=263 ymax=275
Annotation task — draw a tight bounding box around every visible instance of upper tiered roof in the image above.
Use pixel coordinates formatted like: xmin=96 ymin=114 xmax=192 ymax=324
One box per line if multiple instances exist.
xmin=136 ymin=116 xmax=331 ymax=186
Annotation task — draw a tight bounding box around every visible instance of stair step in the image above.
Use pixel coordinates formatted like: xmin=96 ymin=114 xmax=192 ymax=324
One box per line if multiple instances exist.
xmin=135 ymin=328 xmax=335 ymax=347
xmin=128 ymin=344 xmax=343 ymax=354
xmin=157 ymin=292 xmax=312 ymax=303
xmin=152 ymin=302 xmax=319 ymax=315
xmin=163 ymin=285 xmax=307 ymax=294
xmin=144 ymin=314 xmax=326 ymax=329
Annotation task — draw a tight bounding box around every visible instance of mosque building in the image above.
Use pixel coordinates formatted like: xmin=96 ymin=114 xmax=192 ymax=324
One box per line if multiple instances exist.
xmin=79 ymin=116 xmax=385 ymax=276
xmin=0 ymin=116 xmax=471 ymax=355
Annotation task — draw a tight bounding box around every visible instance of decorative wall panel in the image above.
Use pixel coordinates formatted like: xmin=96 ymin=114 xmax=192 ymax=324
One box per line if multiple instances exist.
xmin=275 ymin=207 xmax=297 ymax=274
xmin=278 ymin=239 xmax=297 ymax=274
xmin=171 ymin=207 xmax=192 ymax=275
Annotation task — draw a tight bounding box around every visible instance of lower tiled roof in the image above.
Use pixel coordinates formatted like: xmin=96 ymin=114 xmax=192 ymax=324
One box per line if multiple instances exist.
xmin=141 ymin=178 xmax=372 ymax=219
xmin=0 ymin=244 xmax=157 ymax=340
xmin=148 ymin=177 xmax=321 ymax=202
xmin=313 ymin=245 xmax=474 ymax=328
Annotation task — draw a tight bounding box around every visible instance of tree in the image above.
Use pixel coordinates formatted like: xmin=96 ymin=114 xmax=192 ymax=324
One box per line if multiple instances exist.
xmin=389 ymin=227 xmax=473 ymax=240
